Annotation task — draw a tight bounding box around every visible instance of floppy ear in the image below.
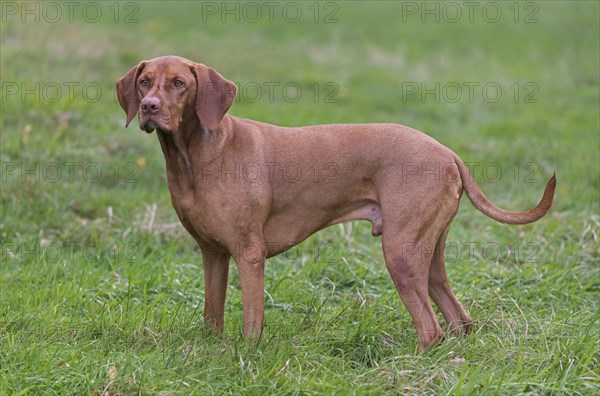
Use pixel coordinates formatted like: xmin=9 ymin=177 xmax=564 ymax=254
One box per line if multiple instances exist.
xmin=116 ymin=61 xmax=147 ymax=127
xmin=191 ymin=64 xmax=237 ymax=131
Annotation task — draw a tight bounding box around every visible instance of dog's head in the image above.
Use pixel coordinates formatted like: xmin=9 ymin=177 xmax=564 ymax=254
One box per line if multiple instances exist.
xmin=116 ymin=56 xmax=237 ymax=133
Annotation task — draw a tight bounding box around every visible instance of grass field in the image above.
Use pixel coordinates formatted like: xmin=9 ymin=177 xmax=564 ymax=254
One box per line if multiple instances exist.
xmin=1 ymin=1 xmax=599 ymax=394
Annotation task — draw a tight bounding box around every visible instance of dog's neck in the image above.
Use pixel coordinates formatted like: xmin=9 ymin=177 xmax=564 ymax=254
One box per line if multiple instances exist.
xmin=156 ymin=115 xmax=231 ymax=192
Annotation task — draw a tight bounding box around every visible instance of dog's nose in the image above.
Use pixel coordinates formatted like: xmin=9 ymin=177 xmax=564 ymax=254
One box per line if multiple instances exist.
xmin=141 ymin=97 xmax=161 ymax=115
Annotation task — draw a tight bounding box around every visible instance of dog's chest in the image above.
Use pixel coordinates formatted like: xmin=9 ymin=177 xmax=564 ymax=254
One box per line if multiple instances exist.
xmin=169 ymin=186 xmax=234 ymax=247
xmin=165 ymin=175 xmax=211 ymax=236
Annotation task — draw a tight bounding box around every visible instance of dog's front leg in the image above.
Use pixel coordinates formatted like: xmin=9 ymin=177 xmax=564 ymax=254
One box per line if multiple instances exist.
xmin=201 ymin=247 xmax=231 ymax=333
xmin=233 ymin=239 xmax=267 ymax=340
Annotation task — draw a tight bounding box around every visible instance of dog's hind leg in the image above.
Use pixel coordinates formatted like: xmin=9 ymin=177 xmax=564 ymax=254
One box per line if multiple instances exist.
xmin=381 ymin=223 xmax=443 ymax=352
xmin=428 ymin=224 xmax=473 ymax=336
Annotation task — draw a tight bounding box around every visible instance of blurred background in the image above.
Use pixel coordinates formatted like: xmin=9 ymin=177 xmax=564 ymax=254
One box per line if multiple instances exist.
xmin=2 ymin=2 xmax=597 ymax=216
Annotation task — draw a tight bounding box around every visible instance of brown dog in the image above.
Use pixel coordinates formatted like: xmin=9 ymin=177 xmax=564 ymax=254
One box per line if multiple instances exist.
xmin=116 ymin=56 xmax=555 ymax=351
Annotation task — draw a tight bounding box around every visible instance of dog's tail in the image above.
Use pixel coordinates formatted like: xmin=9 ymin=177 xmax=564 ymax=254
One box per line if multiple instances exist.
xmin=454 ymin=156 xmax=556 ymax=225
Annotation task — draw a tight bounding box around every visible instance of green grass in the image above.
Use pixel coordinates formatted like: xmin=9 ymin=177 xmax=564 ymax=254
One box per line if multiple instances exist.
xmin=1 ymin=1 xmax=599 ymax=394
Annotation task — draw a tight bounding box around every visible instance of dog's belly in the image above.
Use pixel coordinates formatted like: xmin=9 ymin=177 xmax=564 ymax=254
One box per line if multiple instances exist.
xmin=262 ymin=199 xmax=382 ymax=257
xmin=324 ymin=201 xmax=383 ymax=236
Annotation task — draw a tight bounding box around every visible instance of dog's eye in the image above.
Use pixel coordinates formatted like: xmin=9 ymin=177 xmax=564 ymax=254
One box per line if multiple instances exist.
xmin=139 ymin=79 xmax=148 ymax=87
xmin=174 ymin=80 xmax=184 ymax=87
